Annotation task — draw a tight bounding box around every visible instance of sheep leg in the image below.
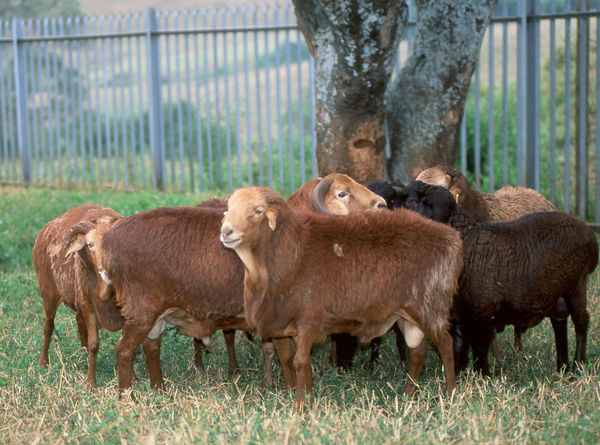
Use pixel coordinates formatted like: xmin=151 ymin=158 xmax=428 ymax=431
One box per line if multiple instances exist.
xmin=471 ymin=330 xmax=493 ymax=376
xmin=115 ymin=321 xmax=152 ymax=393
xmin=261 ymin=340 xmax=275 ymax=387
xmin=369 ymin=337 xmax=382 ymax=367
xmin=452 ymin=324 xmax=470 ymax=374
xmin=550 ymin=317 xmax=569 ymax=373
xmin=141 ymin=335 xmax=164 ymax=390
xmin=292 ymin=331 xmax=317 ymax=411
xmin=490 ymin=333 xmax=504 ymax=370
xmin=80 ymin=308 xmax=99 ymax=388
xmin=567 ymin=283 xmax=590 ymax=373
xmin=430 ymin=329 xmax=456 ymax=396
xmin=330 ymin=333 xmax=357 ymax=369
xmin=39 ymin=293 xmax=60 ymax=368
xmin=272 ymin=337 xmax=296 ymax=389
xmin=513 ymin=330 xmax=524 ymax=353
xmin=403 ymin=339 xmax=428 ymax=398
xmin=75 ymin=311 xmax=88 ymax=349
xmin=224 ymin=329 xmax=239 ymax=379
xmin=193 ymin=338 xmax=205 ymax=370
xmin=392 ymin=323 xmax=408 ymax=364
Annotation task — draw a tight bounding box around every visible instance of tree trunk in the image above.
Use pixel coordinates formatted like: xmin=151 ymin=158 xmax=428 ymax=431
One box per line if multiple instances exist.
xmin=385 ymin=0 xmax=498 ymax=183
xmin=293 ymin=0 xmax=407 ymax=184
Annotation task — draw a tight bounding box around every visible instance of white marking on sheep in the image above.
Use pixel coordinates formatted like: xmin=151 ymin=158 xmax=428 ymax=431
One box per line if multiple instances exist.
xmin=147 ymin=319 xmax=166 ymax=340
xmin=201 ymin=336 xmax=212 ymax=346
xmin=98 ymin=270 xmax=112 ymax=285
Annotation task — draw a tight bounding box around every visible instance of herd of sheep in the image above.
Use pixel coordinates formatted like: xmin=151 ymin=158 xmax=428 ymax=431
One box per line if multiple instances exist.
xmin=32 ymin=167 xmax=599 ymax=410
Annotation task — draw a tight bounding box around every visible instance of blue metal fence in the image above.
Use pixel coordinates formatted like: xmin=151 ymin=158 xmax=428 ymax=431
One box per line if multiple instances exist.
xmin=1 ymin=1 xmax=600 ymax=221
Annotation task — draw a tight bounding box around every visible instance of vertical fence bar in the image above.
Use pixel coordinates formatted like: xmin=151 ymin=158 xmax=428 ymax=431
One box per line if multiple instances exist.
xmin=243 ymin=6 xmax=252 ymax=185
xmin=67 ymin=18 xmax=78 ymax=182
xmin=222 ymin=7 xmax=233 ymax=191
xmin=101 ymin=16 xmax=112 ymax=182
xmin=474 ymin=62 xmax=481 ymax=189
xmin=526 ymin=0 xmax=540 ymax=190
xmin=0 ymin=22 xmax=8 ymax=181
xmin=75 ymin=17 xmax=86 ymax=183
xmin=46 ymin=19 xmax=56 ymax=185
xmin=253 ymin=6 xmax=264 ymax=185
xmin=549 ymin=0 xmax=557 ymax=203
xmin=12 ymin=19 xmax=31 ymax=184
xmin=264 ymin=5 xmax=273 ymax=188
xmin=136 ymin=12 xmax=145 ymax=187
xmin=174 ymin=11 xmax=185 ymax=191
xmin=127 ymin=13 xmax=136 ymax=188
xmin=564 ymin=8 xmax=572 ymax=212
xmin=164 ymin=11 xmax=175 ymax=187
xmin=29 ymin=20 xmax=40 ymax=183
xmin=147 ymin=8 xmax=164 ymax=190
xmin=117 ymin=15 xmax=128 ymax=188
xmin=193 ymin=9 xmax=204 ymax=190
xmin=36 ymin=19 xmax=47 ymax=183
xmin=517 ymin=1 xmax=526 ymax=186
xmin=297 ymin=27 xmax=305 ymax=185
xmin=212 ymin=8 xmax=223 ymax=188
xmin=60 ymin=18 xmax=72 ymax=182
xmin=203 ymin=8 xmax=214 ymax=188
xmin=8 ymin=23 xmax=17 ymax=181
xmin=83 ymin=16 xmax=93 ymax=183
xmin=461 ymin=112 xmax=467 ymax=174
xmin=93 ymin=16 xmax=103 ymax=184
xmin=576 ymin=1 xmax=588 ymax=219
xmin=285 ymin=5 xmax=294 ymax=192
xmin=184 ymin=10 xmax=194 ymax=192
xmin=596 ymin=13 xmax=600 ymax=223
xmin=274 ymin=6 xmax=284 ymax=191
xmin=309 ymin=55 xmax=316 ymax=178
xmin=232 ymin=7 xmax=242 ymax=188
xmin=501 ymin=0 xmax=508 ymax=186
xmin=488 ymin=23 xmax=495 ymax=193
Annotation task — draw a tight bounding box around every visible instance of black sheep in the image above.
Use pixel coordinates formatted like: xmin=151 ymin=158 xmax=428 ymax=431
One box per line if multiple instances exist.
xmin=398 ymin=181 xmax=598 ymax=375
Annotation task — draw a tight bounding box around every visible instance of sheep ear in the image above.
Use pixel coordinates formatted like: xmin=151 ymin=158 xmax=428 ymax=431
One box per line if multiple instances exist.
xmin=455 ymin=193 xmax=460 ymax=204
xmin=66 ymin=234 xmax=86 ymax=256
xmin=266 ymin=208 xmax=277 ymax=231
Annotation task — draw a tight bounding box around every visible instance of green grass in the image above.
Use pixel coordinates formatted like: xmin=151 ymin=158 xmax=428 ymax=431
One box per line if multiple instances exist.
xmin=1 ymin=185 xmax=599 ymax=443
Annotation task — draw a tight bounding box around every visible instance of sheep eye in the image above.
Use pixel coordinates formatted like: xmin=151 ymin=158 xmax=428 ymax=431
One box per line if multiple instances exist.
xmin=254 ymin=209 xmax=263 ymax=216
xmin=338 ymin=192 xmax=348 ymax=198
xmin=87 ymin=242 xmax=94 ymax=248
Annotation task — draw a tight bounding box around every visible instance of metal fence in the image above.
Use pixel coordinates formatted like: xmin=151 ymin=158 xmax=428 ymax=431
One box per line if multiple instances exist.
xmin=1 ymin=1 xmax=600 ymax=221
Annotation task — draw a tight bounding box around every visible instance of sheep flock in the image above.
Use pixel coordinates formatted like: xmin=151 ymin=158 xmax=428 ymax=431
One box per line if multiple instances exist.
xmin=32 ymin=168 xmax=599 ymax=411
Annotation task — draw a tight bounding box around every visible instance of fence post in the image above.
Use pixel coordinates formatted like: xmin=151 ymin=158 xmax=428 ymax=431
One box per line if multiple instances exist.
xmin=146 ymin=8 xmax=164 ymax=190
xmin=526 ymin=0 xmax=540 ymax=190
xmin=12 ymin=19 xmax=31 ymax=184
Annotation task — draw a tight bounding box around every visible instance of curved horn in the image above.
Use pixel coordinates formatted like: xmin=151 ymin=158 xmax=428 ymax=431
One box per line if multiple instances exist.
xmin=312 ymin=178 xmax=336 ymax=215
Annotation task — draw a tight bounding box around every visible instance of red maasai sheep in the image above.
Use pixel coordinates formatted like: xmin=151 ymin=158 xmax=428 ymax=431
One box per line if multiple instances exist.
xmin=220 ymin=186 xmax=463 ymax=409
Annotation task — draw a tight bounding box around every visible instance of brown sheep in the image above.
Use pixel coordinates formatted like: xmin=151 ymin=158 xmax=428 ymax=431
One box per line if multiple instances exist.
xmin=397 ymin=181 xmax=598 ymax=375
xmin=416 ymin=165 xmax=556 ymax=223
xmin=32 ymin=205 xmax=123 ymax=387
xmin=220 ymin=186 xmax=463 ymax=410
xmin=101 ymin=175 xmax=387 ymax=393
xmin=416 ymin=165 xmax=558 ymax=355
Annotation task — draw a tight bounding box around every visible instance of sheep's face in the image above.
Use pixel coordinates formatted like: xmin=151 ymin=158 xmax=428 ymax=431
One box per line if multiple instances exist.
xmin=221 ymin=187 xmax=278 ymax=251
xmin=397 ymin=181 xmax=456 ymax=224
xmin=416 ymin=165 xmax=470 ymax=204
xmin=322 ymin=173 xmax=387 ymax=214
xmin=66 ymin=213 xmax=122 ymax=296
xmin=367 ymin=180 xmax=405 ymax=209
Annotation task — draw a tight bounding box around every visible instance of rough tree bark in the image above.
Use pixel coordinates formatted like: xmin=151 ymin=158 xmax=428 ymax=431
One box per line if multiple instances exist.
xmin=293 ymin=0 xmax=407 ymax=184
xmin=385 ymin=0 xmax=498 ymax=183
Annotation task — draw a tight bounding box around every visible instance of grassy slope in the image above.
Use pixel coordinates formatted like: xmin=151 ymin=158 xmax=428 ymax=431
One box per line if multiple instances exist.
xmin=0 ymin=185 xmax=599 ymax=443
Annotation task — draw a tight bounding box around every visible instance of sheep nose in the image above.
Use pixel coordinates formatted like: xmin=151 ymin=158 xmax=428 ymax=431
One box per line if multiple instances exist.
xmin=374 ymin=197 xmax=388 ymax=210
xmin=220 ymin=222 xmax=234 ymax=239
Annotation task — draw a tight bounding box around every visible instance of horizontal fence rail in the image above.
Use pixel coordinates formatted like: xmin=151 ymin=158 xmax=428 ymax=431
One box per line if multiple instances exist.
xmin=1 ymin=0 xmax=600 ymax=222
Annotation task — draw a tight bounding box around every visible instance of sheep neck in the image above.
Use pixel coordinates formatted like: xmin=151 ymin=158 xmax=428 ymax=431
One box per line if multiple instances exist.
xmin=240 ymin=207 xmax=304 ymax=335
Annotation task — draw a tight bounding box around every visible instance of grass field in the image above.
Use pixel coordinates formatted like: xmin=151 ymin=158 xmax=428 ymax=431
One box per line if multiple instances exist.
xmin=1 ymin=185 xmax=599 ymax=444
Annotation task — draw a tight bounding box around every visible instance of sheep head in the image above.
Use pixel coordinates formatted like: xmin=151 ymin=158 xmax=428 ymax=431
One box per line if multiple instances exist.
xmin=220 ymin=187 xmax=282 ymax=251
xmin=312 ymin=173 xmax=387 ymax=215
xmin=397 ymin=181 xmax=457 ymax=224
xmin=416 ymin=165 xmax=471 ymax=204
xmin=65 ymin=212 xmax=122 ymax=301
